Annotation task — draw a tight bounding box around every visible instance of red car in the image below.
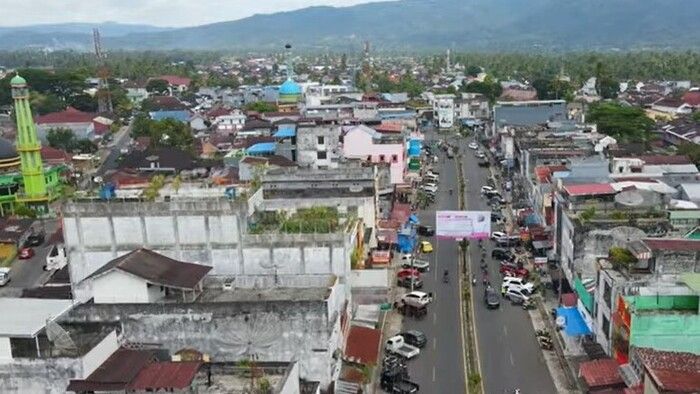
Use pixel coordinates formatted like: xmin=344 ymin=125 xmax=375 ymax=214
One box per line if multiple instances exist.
xmin=18 ymin=247 xmax=34 ymax=260
xmin=397 ymin=268 xmax=421 ymax=279
xmin=500 ymin=266 xmax=529 ymax=278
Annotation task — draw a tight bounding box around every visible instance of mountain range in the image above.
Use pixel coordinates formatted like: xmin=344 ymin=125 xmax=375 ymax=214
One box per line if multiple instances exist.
xmin=0 ymin=0 xmax=698 ymax=52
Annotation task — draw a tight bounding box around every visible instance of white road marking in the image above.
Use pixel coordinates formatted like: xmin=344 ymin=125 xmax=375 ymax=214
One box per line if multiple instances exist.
xmin=503 ymin=325 xmax=508 ymax=336
xmin=510 ymin=352 xmax=515 ymax=366
xmin=433 ymin=337 xmax=437 ymax=350
xmin=432 ymin=366 xmax=436 ymax=382
xmin=433 ymin=312 xmax=437 ymax=325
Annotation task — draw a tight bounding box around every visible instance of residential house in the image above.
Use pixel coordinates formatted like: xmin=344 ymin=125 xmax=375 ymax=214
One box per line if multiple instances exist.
xmin=682 ymin=88 xmax=700 ymax=109
xmin=35 ymin=107 xmax=96 ymax=142
xmin=650 ymin=97 xmax=693 ymax=118
xmin=658 ymin=117 xmax=700 ymax=146
xmin=237 ymin=154 xmax=296 ymax=182
xmin=500 ymin=86 xmax=538 ymax=101
xmin=342 ymin=124 xmax=406 ymax=185
xmin=145 ymin=96 xmax=189 ymax=111
xmin=296 ymin=124 xmax=341 ymax=169
xmin=625 ymin=347 xmax=700 ymax=393
xmin=149 ymin=110 xmax=191 ymax=123
xmin=189 ymin=113 xmax=208 ymax=132
xmin=208 ymin=107 xmax=245 ymax=134
xmin=123 ymin=79 xmax=149 ymax=104
xmin=154 ymin=75 xmax=192 ymax=93
xmin=455 ymin=93 xmax=490 ymax=120
xmin=493 ymin=100 xmax=567 ymax=135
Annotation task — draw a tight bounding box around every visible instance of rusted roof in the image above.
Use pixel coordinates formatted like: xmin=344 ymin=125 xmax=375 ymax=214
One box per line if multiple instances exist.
xmin=642 ymin=238 xmax=700 ymax=252
xmin=636 ymin=347 xmax=700 ymax=393
xmin=639 ymin=155 xmax=692 ymax=165
xmin=128 ymin=361 xmax=202 ymax=390
xmin=67 ymin=348 xmax=156 ymax=392
xmin=344 ymin=325 xmax=381 ymax=365
xmin=563 ymin=183 xmax=616 ymax=197
xmin=579 ymin=358 xmax=624 ymax=388
xmin=86 ymin=248 xmax=212 ymax=289
xmin=35 ymin=107 xmax=95 ymax=124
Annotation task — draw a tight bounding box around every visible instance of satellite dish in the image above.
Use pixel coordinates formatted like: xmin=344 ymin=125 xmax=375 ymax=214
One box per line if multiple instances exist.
xmin=46 ymin=320 xmax=78 ymax=356
xmin=615 ymin=190 xmax=644 ymax=207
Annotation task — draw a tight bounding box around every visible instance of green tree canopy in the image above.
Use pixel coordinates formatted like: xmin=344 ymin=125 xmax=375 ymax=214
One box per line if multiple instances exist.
xmin=131 ymin=115 xmax=193 ymax=151
xmin=47 ymin=128 xmax=75 ymax=151
xmin=466 ymin=65 xmax=482 ymax=77
xmin=68 ymin=93 xmax=98 ymax=112
xmin=676 ymin=143 xmax=700 ymax=166
xmin=146 ymin=79 xmax=169 ymax=94
xmin=587 ymin=102 xmax=654 ymax=143
xmin=31 ymin=93 xmax=66 ymax=115
xmin=461 ymin=76 xmax=503 ymax=103
xmin=244 ymin=101 xmax=278 ymax=113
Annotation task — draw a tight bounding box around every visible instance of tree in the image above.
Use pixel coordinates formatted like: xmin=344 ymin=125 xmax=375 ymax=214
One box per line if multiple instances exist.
xmin=461 ymin=75 xmax=503 ymax=103
xmin=146 ymin=79 xmax=169 ymax=94
xmin=46 ymin=128 xmax=76 ymax=151
xmin=32 ymin=93 xmax=66 ymax=115
xmin=466 ymin=65 xmax=481 ymax=77
xmin=68 ymin=93 xmax=98 ymax=112
xmin=676 ymin=143 xmax=700 ymax=166
xmin=244 ymin=101 xmax=278 ymax=113
xmin=340 ymin=53 xmax=347 ymax=71
xmin=692 ymin=111 xmax=700 ymax=123
xmin=609 ymin=247 xmax=637 ymax=270
xmin=587 ymin=102 xmax=655 ymax=143
xmin=73 ymin=139 xmax=98 ymax=154
xmin=130 ymin=115 xmax=193 ymax=151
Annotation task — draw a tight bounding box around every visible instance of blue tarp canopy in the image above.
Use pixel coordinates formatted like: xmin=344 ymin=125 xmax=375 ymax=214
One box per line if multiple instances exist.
xmin=246 ymin=142 xmax=276 ymax=155
xmin=556 ymin=307 xmax=592 ymax=337
xmin=273 ymin=126 xmax=296 ymax=138
xmin=408 ymin=214 xmax=420 ymax=225
xmin=408 ymin=139 xmax=422 ymax=157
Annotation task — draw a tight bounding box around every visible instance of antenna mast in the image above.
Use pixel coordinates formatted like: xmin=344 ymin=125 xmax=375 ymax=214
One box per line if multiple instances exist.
xmin=93 ymin=28 xmax=113 ymax=114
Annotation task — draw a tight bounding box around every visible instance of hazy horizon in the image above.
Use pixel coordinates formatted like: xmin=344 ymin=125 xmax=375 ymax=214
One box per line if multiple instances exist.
xmin=0 ymin=0 xmax=377 ymax=28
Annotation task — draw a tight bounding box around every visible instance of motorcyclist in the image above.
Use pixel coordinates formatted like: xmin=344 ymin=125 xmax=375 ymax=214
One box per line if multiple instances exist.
xmin=449 ymin=188 xmax=453 ymax=195
xmin=443 ymin=269 xmax=449 ymax=282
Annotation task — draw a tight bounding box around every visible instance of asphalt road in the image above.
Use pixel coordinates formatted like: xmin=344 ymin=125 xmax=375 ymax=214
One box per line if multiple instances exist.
xmin=5 ymin=219 xmax=61 ymax=289
xmin=403 ymin=134 xmax=466 ymax=393
xmin=95 ymin=124 xmax=131 ymax=177
xmin=461 ymin=138 xmax=557 ymax=394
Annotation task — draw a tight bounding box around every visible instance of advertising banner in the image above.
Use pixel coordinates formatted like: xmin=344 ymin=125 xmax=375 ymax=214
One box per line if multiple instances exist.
xmin=435 ymin=210 xmax=491 ymax=240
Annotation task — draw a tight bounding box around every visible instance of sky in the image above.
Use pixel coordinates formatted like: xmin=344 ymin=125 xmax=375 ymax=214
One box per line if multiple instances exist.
xmin=0 ymin=0 xmax=376 ymax=27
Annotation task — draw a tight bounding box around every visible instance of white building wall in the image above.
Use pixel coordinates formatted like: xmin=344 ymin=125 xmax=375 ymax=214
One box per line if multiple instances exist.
xmin=92 ymin=270 xmax=150 ymax=304
xmin=278 ymin=362 xmax=301 ymax=394
xmin=0 ymin=337 xmax=12 ymax=364
xmin=80 ymin=330 xmax=119 ymax=378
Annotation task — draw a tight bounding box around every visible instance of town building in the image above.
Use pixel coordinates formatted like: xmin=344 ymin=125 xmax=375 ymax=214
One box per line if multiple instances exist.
xmin=35 ymin=107 xmax=97 ymax=142
xmin=342 ymin=124 xmax=406 ymax=185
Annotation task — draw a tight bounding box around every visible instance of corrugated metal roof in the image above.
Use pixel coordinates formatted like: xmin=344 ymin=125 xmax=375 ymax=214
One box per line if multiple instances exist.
xmin=579 ymin=358 xmax=624 ymax=388
xmin=128 ymin=361 xmax=202 ymax=390
xmin=563 ymin=183 xmax=616 ymax=196
xmin=344 ymin=326 xmax=381 ymax=365
xmin=246 ymin=142 xmax=277 ymax=155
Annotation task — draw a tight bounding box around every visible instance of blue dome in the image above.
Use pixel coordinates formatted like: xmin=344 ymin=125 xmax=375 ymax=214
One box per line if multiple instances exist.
xmin=279 ymin=78 xmax=302 ymax=95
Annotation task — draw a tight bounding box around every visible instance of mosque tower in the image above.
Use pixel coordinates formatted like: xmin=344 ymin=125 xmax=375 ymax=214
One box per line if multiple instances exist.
xmin=278 ymin=43 xmax=302 ymax=105
xmin=11 ymin=75 xmax=47 ymax=201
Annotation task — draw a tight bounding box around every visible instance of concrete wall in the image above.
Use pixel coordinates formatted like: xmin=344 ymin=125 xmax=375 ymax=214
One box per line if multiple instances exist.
xmin=0 ymin=337 xmax=11 ymax=364
xmin=63 ymin=200 xmax=356 ymax=302
xmin=342 ymin=128 xmax=405 ymax=184
xmin=0 ymin=357 xmax=81 ymax=393
xmin=296 ymin=126 xmax=341 ymax=169
xmin=62 ymin=299 xmax=342 ymax=389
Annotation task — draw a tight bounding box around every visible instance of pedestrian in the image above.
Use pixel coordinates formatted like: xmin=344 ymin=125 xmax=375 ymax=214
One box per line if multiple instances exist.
xmin=501 ymin=286 xmax=506 ymax=297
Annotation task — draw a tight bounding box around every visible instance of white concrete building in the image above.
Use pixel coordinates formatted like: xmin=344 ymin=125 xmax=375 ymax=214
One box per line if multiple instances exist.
xmin=433 ymin=94 xmax=455 ymax=129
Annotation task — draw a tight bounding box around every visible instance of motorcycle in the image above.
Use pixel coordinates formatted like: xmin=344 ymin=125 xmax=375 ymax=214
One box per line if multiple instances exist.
xmin=523 ymin=300 xmax=537 ymax=310
xmin=535 ymin=330 xmax=550 ymax=338
xmin=471 ymin=275 xmax=476 ymax=286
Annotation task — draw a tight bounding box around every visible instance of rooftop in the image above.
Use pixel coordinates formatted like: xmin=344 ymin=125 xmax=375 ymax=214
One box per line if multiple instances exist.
xmin=85 ymin=248 xmax=212 ymax=289
xmin=128 ymin=361 xmax=202 ymax=391
xmin=642 ymin=238 xmax=700 ymax=252
xmin=635 ymin=347 xmax=700 ymax=393
xmin=67 ymin=347 xmax=158 ymax=392
xmin=0 ymin=298 xmax=74 ymax=337
xmin=563 ymin=183 xmax=616 ymax=197
xmin=344 ymin=325 xmax=381 ymax=365
xmin=197 ymin=283 xmax=333 ymax=303
xmin=579 ymin=358 xmax=624 ymax=388
xmin=35 ymin=107 xmax=95 ymax=125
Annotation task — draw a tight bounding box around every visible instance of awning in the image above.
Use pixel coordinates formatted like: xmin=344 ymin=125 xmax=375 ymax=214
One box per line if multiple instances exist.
xmin=556 ymin=306 xmax=592 ymax=336
xmin=273 ymin=127 xmax=296 ymax=138
xmin=246 ymin=142 xmax=276 ymax=155
xmin=408 ymin=214 xmax=420 ymax=225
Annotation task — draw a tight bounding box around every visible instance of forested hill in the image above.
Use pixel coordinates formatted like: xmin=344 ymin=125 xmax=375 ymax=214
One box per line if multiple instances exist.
xmin=0 ymin=0 xmax=698 ymax=51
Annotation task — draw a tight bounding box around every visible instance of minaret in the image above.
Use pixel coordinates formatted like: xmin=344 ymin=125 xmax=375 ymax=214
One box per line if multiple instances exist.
xmin=11 ymin=75 xmax=47 ymax=200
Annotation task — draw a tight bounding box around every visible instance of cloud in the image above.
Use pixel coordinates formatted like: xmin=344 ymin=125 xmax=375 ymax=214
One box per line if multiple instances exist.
xmin=0 ymin=0 xmax=375 ymax=27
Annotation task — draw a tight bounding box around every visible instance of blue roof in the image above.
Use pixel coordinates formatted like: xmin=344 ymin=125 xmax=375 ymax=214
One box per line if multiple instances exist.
xmin=273 ymin=127 xmax=296 ymax=138
xmin=149 ymin=110 xmax=190 ymax=122
xmin=556 ymin=307 xmax=592 ymax=337
xmin=279 ymin=78 xmax=302 ymax=95
xmin=246 ymin=142 xmax=277 ymax=155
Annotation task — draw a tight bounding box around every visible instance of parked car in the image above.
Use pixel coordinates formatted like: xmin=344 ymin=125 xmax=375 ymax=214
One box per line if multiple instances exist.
xmin=401 ymin=291 xmax=432 ymax=307
xmin=505 ymin=287 xmax=530 ymax=304
xmin=501 ymin=276 xmax=535 ymax=294
xmin=468 ymin=142 xmax=479 ymax=150
xmin=417 ymin=225 xmax=435 ymax=237
xmin=18 ymin=247 xmax=34 ymax=260
xmin=480 ymin=185 xmax=496 ymax=194
xmin=381 ymin=367 xmax=420 ymax=394
xmin=496 ymin=236 xmax=520 ymax=247
xmin=421 ymin=184 xmax=438 ymax=194
xmin=424 ymin=173 xmax=439 ymax=182
xmin=0 ymin=268 xmax=10 ymax=286
xmin=419 ymin=241 xmax=433 ymax=253
xmin=398 ymin=330 xmax=427 ymax=348
xmin=484 ymin=286 xmax=501 ymax=309
xmin=491 ymin=212 xmax=504 ymax=222
xmin=491 ymin=231 xmax=507 ymax=240
xmin=385 ymin=335 xmax=420 ymax=359
xmin=398 ymin=276 xmax=423 ymax=289
xmin=478 ymin=159 xmax=490 ymax=167
xmin=400 ymin=253 xmax=413 ymax=261
xmin=402 ymin=259 xmax=430 ymax=272
xmin=24 ymin=232 xmax=45 ymax=247
xmin=491 ymin=248 xmax=514 ymax=261
xmin=500 ymin=266 xmax=530 ymax=278
xmin=475 ymin=151 xmax=486 ymax=159
xmin=397 ymin=268 xmax=421 ymax=279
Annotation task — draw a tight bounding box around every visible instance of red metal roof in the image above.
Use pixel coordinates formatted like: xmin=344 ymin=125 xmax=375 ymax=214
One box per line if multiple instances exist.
xmin=67 ymin=348 xmax=156 ymax=392
xmin=639 ymin=155 xmax=692 ymax=165
xmin=560 ymin=293 xmax=578 ymax=308
xmin=345 ymin=325 xmax=381 ymax=365
xmin=579 ymin=358 xmax=624 ymax=388
xmin=636 ymin=347 xmax=700 ymax=392
xmin=390 ymin=203 xmax=411 ymax=223
xmin=563 ymin=183 xmax=616 ymax=197
xmin=155 ymin=75 xmax=192 ymax=87
xmin=128 ymin=361 xmax=202 ymax=390
xmin=534 ymin=165 xmax=567 ymax=183
xmin=683 ymin=90 xmax=700 ymax=107
xmin=35 ymin=107 xmax=95 ymax=124
xmin=642 ymin=238 xmax=700 ymax=252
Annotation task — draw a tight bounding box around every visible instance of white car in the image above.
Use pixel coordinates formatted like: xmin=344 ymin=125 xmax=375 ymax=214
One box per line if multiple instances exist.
xmin=480 ymin=185 xmax=496 ymax=194
xmin=402 ymin=291 xmax=433 ymax=307
xmin=402 ymin=259 xmax=430 ymax=272
xmin=505 ymin=288 xmax=530 ymax=303
xmin=0 ymin=268 xmax=10 ymax=286
xmin=475 ymin=151 xmax=486 ymax=158
xmin=468 ymin=142 xmax=479 ymax=150
xmin=424 ymin=173 xmax=439 ymax=182
xmin=502 ymin=276 xmax=535 ymax=294
xmin=400 ymin=253 xmax=413 ymax=261
xmin=421 ymin=185 xmax=438 ymax=194
xmin=490 ymin=231 xmax=507 ymax=240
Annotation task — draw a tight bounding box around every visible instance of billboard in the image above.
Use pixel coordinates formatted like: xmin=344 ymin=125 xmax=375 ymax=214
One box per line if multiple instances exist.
xmin=435 ymin=210 xmax=491 ymax=240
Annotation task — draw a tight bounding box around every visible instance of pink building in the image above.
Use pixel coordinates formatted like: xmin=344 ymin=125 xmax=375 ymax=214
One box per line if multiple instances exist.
xmin=342 ymin=125 xmax=406 ymax=184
